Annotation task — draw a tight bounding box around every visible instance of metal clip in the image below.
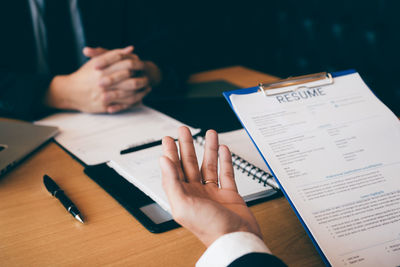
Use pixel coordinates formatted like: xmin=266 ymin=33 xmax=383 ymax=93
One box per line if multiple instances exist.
xmin=259 ymin=72 xmax=333 ymax=97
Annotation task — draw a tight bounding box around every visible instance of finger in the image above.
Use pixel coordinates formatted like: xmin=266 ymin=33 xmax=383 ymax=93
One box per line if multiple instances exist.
xmin=106 ymin=87 xmax=151 ymax=106
xmin=162 ymin=136 xmax=184 ymax=180
xmin=99 ymin=69 xmax=131 ymax=88
xmin=160 ymin=156 xmax=186 ymax=210
xmin=93 ymin=46 xmax=134 ymax=69
xmin=83 ymin=47 xmax=108 ymax=58
xmin=178 ymin=126 xmax=201 ymax=182
xmin=218 ymin=145 xmax=238 ymax=192
xmin=109 ymin=77 xmax=149 ymax=91
xmin=201 ymin=130 xmax=219 ymax=186
xmin=124 ymin=54 xmax=145 ymax=70
xmin=102 ymin=56 xmax=144 ymax=76
xmin=102 ymin=58 xmax=133 ymax=75
xmin=104 ymin=86 xmax=151 ymax=106
xmin=106 ymin=103 xmax=130 ymax=114
xmin=103 ymin=89 xmax=134 ymax=104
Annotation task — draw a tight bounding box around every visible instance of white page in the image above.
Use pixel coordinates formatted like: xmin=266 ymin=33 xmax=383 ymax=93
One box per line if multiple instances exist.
xmin=219 ymin=129 xmax=280 ymax=190
xmin=108 ymin=136 xmax=275 ymax=213
xmin=219 ymin=129 xmax=270 ymax=172
xmin=229 ymin=73 xmax=400 ymax=266
xmin=36 ymin=105 xmax=199 ymax=165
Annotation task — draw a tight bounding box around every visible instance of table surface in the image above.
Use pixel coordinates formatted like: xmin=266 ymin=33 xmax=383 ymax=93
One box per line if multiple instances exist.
xmin=0 ymin=66 xmax=324 ymax=266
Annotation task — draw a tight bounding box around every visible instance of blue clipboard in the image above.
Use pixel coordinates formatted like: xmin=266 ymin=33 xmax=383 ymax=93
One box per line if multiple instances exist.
xmin=223 ymin=70 xmax=358 ymax=266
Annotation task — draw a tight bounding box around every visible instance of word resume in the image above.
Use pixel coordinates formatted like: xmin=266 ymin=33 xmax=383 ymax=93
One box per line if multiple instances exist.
xmin=226 ymin=72 xmax=400 ymax=266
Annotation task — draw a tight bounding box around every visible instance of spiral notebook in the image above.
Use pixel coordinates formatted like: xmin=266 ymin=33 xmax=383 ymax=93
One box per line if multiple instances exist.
xmin=107 ymin=129 xmax=280 ymax=212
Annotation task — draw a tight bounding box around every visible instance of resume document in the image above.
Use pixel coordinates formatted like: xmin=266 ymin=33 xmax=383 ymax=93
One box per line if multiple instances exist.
xmin=227 ymin=72 xmax=400 ymax=266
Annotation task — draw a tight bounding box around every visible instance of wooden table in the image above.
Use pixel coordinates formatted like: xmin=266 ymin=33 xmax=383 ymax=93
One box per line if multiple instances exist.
xmin=0 ymin=66 xmax=324 ymax=266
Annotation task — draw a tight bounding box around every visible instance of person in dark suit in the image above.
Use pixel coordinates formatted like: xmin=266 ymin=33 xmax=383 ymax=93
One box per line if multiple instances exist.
xmin=0 ymin=1 xmax=186 ymax=120
xmin=160 ymin=127 xmax=287 ymax=267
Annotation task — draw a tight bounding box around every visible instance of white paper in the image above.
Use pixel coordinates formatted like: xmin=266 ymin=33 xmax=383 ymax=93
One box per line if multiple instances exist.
xmin=229 ymin=73 xmax=400 ymax=266
xmin=219 ymin=129 xmax=270 ymax=172
xmin=36 ymin=105 xmax=199 ymax=165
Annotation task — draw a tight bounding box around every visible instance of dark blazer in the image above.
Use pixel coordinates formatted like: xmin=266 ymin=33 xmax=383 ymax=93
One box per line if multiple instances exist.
xmin=0 ymin=1 xmax=188 ymax=120
xmin=228 ymin=253 xmax=287 ymax=267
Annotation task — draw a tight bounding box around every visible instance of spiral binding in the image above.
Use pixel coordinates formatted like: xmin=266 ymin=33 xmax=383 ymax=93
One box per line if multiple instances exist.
xmin=195 ymin=136 xmax=277 ymax=189
xmin=231 ymin=153 xmax=275 ymax=187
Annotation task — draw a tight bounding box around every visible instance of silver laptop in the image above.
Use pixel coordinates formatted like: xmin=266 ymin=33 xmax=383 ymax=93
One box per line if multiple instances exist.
xmin=0 ymin=121 xmax=58 ymax=176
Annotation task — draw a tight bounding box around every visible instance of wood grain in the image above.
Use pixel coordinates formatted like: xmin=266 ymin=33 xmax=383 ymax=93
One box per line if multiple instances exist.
xmin=0 ymin=66 xmax=324 ymax=266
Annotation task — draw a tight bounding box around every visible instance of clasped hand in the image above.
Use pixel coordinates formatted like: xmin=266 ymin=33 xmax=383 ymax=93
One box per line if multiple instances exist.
xmin=46 ymin=46 xmax=160 ymax=113
xmin=160 ymin=127 xmax=263 ymax=247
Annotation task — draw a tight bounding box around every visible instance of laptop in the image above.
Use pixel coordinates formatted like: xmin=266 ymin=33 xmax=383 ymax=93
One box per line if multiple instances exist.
xmin=0 ymin=120 xmax=58 ymax=176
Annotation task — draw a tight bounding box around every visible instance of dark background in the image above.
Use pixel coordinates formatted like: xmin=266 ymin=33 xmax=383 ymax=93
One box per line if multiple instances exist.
xmin=151 ymin=0 xmax=399 ymax=115
xmin=1 ymin=0 xmax=398 ymax=118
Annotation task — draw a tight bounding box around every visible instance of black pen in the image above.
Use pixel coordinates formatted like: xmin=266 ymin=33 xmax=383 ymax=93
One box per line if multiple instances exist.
xmin=120 ymin=139 xmax=163 ymax=155
xmin=43 ymin=174 xmax=84 ymax=223
xmin=120 ymin=131 xmax=204 ymax=155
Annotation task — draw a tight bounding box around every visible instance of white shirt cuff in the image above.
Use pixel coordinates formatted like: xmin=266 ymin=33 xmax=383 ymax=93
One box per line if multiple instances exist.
xmin=196 ymin=232 xmax=271 ymax=267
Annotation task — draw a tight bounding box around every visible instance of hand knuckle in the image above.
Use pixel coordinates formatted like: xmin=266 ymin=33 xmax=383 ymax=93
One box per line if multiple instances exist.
xmin=127 ymin=79 xmax=135 ymax=88
xmin=129 ymin=79 xmax=136 ymax=88
xmin=116 ymin=53 xmax=122 ymax=61
xmin=128 ymin=60 xmax=135 ymax=69
xmin=97 ymin=69 xmax=105 ymax=76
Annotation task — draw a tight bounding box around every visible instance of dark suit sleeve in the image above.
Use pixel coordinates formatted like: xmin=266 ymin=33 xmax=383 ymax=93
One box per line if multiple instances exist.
xmin=228 ymin=252 xmax=287 ymax=267
xmin=0 ymin=72 xmax=54 ymax=120
xmin=0 ymin=1 xmax=55 ymax=120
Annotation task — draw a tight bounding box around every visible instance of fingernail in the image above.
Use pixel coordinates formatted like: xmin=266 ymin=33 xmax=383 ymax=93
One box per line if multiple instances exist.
xmin=123 ymin=46 xmax=134 ymax=53
xmin=82 ymin=47 xmax=90 ymax=55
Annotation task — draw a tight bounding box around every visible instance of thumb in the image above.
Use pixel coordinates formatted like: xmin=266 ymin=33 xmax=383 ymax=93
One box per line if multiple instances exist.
xmin=83 ymin=47 xmax=108 ymax=58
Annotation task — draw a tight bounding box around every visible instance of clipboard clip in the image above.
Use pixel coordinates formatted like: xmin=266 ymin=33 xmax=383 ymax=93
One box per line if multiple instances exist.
xmin=258 ymin=72 xmax=333 ymax=97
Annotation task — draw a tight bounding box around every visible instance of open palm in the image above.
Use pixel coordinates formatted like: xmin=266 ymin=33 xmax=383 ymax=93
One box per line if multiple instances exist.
xmin=160 ymin=127 xmax=262 ymax=247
